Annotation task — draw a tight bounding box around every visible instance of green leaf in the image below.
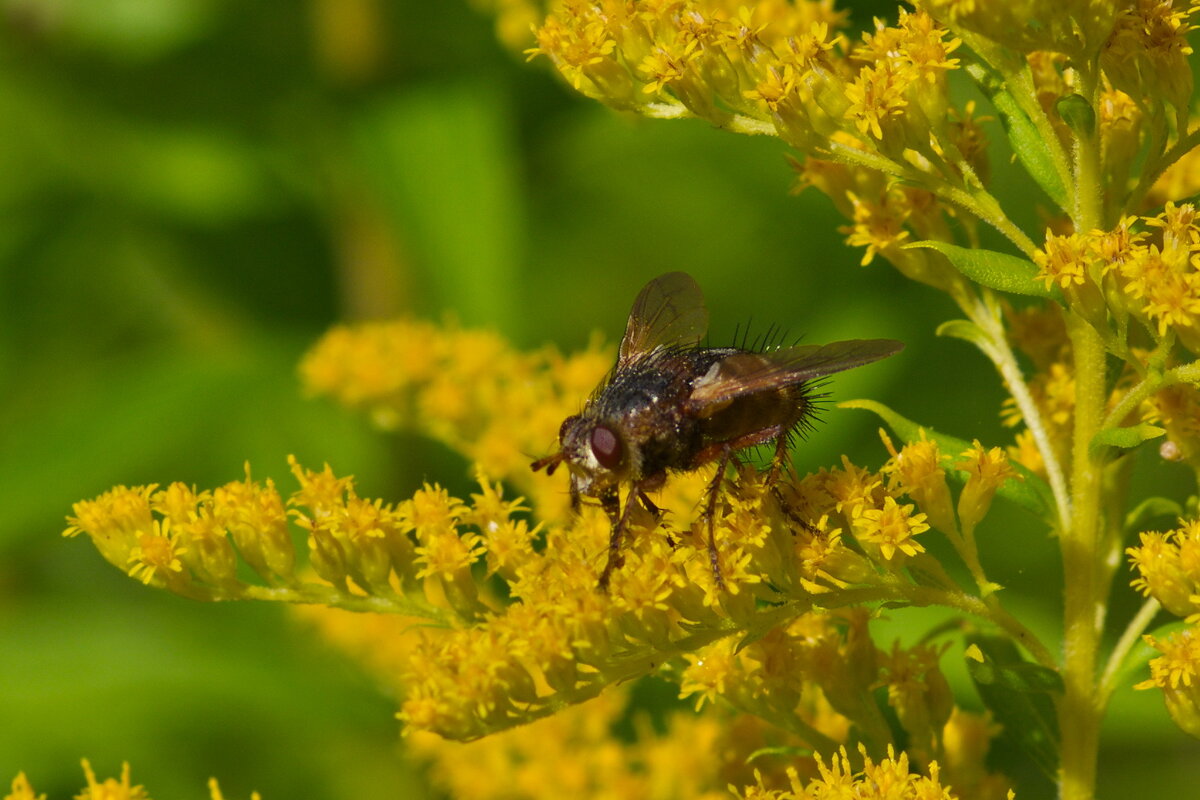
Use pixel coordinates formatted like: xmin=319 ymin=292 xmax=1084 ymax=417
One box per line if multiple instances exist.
xmin=1125 ymin=497 xmax=1184 ymax=531
xmin=936 ymin=318 xmax=990 ymax=348
xmin=966 ymin=634 xmax=1060 ymax=780
xmin=745 ymin=745 xmax=814 ymax=764
xmin=1090 ymin=423 xmax=1166 ymax=455
xmin=1056 ymin=94 xmax=1096 ymax=137
xmin=840 ymin=399 xmax=1056 ymax=520
xmin=966 ymin=63 xmax=1068 ymax=210
xmin=907 ymin=241 xmax=1055 ymax=300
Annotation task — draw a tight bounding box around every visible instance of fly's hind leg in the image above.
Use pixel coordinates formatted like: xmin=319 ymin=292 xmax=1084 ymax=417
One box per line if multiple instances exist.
xmin=766 ymin=426 xmax=820 ymax=535
xmin=701 ymin=448 xmax=734 ymax=589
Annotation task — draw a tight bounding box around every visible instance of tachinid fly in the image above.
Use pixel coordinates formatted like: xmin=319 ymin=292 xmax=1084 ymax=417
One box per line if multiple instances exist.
xmin=532 ymin=271 xmax=903 ymax=589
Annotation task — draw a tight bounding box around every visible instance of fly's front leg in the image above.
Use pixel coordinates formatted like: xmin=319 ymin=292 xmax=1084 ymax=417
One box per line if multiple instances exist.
xmin=597 ymin=487 xmax=625 ymax=591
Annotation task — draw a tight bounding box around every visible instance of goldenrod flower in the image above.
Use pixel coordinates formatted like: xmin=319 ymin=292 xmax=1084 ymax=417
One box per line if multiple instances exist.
xmin=4 ymin=762 xmax=260 ymax=800
xmin=1136 ymin=627 xmax=1200 ymax=738
xmin=77 ymin=761 xmax=148 ymax=800
xmin=854 ymin=495 xmax=930 ymax=563
xmin=5 ymin=773 xmax=44 ymax=800
xmin=881 ymin=429 xmax=957 ymax=536
xmin=956 ymin=440 xmax=1020 ymax=535
xmin=1128 ymin=518 xmax=1200 ymax=618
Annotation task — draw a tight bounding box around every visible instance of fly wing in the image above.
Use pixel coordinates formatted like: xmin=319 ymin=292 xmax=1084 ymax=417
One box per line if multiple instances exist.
xmin=686 ymin=339 xmax=903 ymax=411
xmin=619 ymin=272 xmax=710 ymax=366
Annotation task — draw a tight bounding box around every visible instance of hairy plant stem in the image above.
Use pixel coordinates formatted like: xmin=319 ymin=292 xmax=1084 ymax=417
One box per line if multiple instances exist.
xmin=1059 ymin=314 xmax=1106 ymax=800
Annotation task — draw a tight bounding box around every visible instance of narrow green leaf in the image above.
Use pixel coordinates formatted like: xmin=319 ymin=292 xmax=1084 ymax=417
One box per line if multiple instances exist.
xmin=907 ymin=241 xmax=1054 ymax=299
xmin=840 ymin=399 xmax=1056 ymax=520
xmin=746 ymin=745 xmax=814 ymax=764
xmin=1090 ymin=423 xmax=1166 ymax=454
xmin=1124 ymin=497 xmax=1184 ymax=531
xmin=936 ymin=318 xmax=990 ymax=348
xmin=966 ymin=63 xmax=1068 ymax=210
xmin=966 ymin=634 xmax=1060 ymax=780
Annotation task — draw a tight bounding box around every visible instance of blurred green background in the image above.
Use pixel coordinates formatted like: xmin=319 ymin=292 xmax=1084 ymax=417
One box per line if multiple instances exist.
xmin=0 ymin=0 xmax=1194 ymax=797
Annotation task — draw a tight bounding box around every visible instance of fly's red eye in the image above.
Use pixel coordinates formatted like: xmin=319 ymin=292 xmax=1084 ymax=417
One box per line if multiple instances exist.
xmin=590 ymin=425 xmax=623 ymax=470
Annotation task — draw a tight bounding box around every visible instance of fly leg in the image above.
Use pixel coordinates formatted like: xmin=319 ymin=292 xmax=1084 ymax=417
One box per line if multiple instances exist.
xmin=596 ymin=487 xmax=623 ymax=590
xmin=766 ymin=426 xmax=820 ymax=535
xmin=701 ymin=448 xmax=734 ymax=589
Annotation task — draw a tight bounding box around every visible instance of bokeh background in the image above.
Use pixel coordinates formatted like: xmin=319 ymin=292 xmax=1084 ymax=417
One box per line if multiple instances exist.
xmin=0 ymin=0 xmax=1194 ymax=797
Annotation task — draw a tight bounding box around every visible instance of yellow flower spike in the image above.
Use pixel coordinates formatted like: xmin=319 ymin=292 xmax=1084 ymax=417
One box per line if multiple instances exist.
xmin=1135 ymin=626 xmax=1200 ymax=738
xmin=854 ymin=495 xmax=930 ymax=564
xmin=5 ymin=772 xmax=44 ymax=800
xmin=77 ymin=760 xmax=148 ymax=800
xmin=880 ymin=428 xmax=958 ymax=536
xmin=64 ymin=485 xmax=157 ymax=574
xmin=955 ymin=440 xmax=1020 ymax=535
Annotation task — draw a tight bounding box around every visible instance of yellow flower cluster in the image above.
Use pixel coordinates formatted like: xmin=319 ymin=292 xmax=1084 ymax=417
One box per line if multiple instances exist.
xmin=529 ymin=2 xmax=964 ymax=166
xmin=413 ymin=680 xmax=1016 ymax=798
xmin=409 ymin=689 xmax=778 ymax=799
xmin=299 ymin=318 xmax=612 ymax=520
xmin=68 ymin=318 xmax=1025 ymax=749
xmin=734 ymin=743 xmax=1013 ymax=800
xmin=1032 ymin=203 xmax=1200 ymax=351
xmin=1135 ymin=627 xmax=1200 ymax=738
xmin=4 ymin=762 xmax=258 ymax=800
xmin=1128 ymin=517 xmax=1200 ymax=619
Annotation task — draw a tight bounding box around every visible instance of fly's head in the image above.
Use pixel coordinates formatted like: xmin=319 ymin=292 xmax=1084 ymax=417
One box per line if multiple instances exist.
xmin=533 ymin=410 xmax=631 ymax=502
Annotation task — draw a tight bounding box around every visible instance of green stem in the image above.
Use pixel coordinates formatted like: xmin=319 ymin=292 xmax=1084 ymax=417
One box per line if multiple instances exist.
xmin=966 ymin=293 xmax=1072 ymax=532
xmin=1059 ymin=314 xmax=1107 ymax=800
xmin=907 ymin=586 xmax=1057 ymax=670
xmin=1099 ymin=598 xmax=1161 ymax=705
xmin=236 ymin=582 xmax=453 ymax=624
